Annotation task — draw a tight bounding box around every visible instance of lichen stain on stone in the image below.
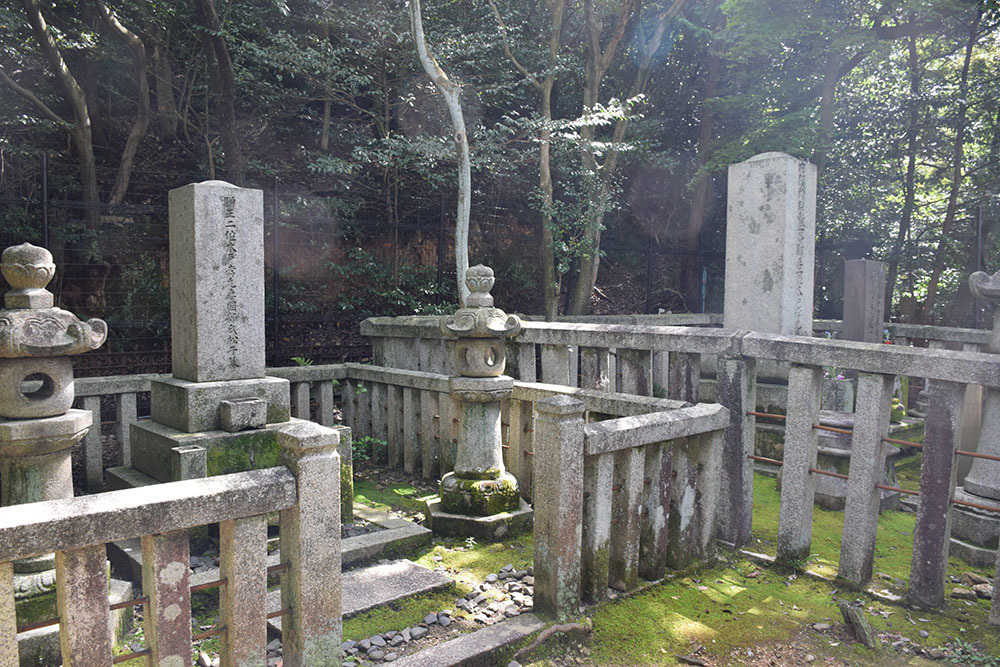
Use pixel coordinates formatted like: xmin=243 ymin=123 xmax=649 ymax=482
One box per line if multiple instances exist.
xmin=158 ymin=655 xmax=185 ymax=667
xmin=158 ymin=561 xmax=187 ymax=587
xmin=678 ymin=483 xmax=696 ymax=533
xmin=162 ymin=603 xmax=182 ymax=621
xmin=761 ymin=269 xmax=774 ymax=293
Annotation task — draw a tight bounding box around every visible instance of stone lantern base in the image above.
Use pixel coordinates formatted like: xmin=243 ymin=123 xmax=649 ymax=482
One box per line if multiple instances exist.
xmin=424 ymin=497 xmax=533 ymax=543
xmin=439 ymin=471 xmax=521 ymax=516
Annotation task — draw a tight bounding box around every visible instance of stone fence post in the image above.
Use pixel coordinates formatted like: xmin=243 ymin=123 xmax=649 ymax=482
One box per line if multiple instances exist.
xmin=533 ymin=396 xmax=585 ymax=620
xmin=277 ymin=421 xmax=342 ymax=666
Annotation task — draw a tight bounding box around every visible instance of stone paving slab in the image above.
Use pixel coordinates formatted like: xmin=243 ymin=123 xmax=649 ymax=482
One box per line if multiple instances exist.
xmin=266 ymin=559 xmax=453 ymax=634
xmin=391 ymin=614 xmax=545 ymax=666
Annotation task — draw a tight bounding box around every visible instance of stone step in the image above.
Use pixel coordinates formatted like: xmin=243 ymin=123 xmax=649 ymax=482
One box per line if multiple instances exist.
xmin=107 ymin=488 xmax=431 ymax=583
xmin=390 ymin=614 xmax=545 ymax=667
xmin=266 ymin=559 xmax=453 ymax=634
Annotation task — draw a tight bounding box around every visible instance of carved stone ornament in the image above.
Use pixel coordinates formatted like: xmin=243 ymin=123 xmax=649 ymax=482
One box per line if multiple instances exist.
xmin=0 ymin=243 xmax=108 ymax=358
xmin=440 ymin=265 xmax=522 ymax=377
xmin=970 ymin=269 xmax=1000 ymax=302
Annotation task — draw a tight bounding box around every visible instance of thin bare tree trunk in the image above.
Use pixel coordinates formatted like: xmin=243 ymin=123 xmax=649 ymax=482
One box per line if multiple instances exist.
xmin=194 ymin=0 xmax=246 ymax=186
xmin=410 ymin=0 xmax=471 ymax=307
xmin=488 ymin=0 xmax=566 ymax=319
xmin=682 ymin=4 xmax=723 ymax=311
xmin=16 ymin=0 xmax=99 ymax=223
xmin=567 ymin=0 xmax=685 ymax=315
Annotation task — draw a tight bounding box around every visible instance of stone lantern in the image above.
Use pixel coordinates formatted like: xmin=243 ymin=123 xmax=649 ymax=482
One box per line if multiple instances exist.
xmin=425 ymin=265 xmax=533 ymax=540
xmin=950 ymin=269 xmax=1000 ymax=565
xmin=0 ymin=243 xmax=108 ymax=638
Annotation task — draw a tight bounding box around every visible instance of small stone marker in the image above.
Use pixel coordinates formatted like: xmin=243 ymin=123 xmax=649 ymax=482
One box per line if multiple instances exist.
xmin=723 ymin=152 xmax=817 ymax=336
xmin=843 ymin=259 xmax=887 ymax=343
xmin=168 ymin=181 xmax=265 ymax=382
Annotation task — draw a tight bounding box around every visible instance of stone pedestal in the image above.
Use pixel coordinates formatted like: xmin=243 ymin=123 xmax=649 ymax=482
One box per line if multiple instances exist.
xmin=425 ymin=265 xmax=532 ymax=541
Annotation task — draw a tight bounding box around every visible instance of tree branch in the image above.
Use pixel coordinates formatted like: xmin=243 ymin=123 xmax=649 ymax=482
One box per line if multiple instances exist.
xmin=0 ymin=65 xmax=70 ymax=129
xmin=486 ymin=0 xmax=541 ymax=90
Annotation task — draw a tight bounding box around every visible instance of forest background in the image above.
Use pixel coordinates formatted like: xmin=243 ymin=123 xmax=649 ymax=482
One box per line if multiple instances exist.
xmin=1 ymin=0 xmax=998 ymax=370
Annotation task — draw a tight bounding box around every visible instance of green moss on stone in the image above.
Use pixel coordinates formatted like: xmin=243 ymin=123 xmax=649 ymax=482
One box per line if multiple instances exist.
xmin=441 ymin=476 xmax=520 ymax=515
xmin=340 ymin=462 xmax=354 ymax=524
xmin=15 ymin=589 xmax=57 ymax=625
xmin=206 ymin=431 xmax=279 ymax=476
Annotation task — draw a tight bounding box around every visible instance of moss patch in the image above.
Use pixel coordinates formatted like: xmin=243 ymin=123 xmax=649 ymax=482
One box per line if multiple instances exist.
xmin=353 ymin=479 xmax=431 ymax=513
xmin=412 ymin=534 xmax=534 ymax=586
xmin=748 ymin=472 xmax=994 ymax=585
xmin=206 ymin=431 xmax=279 ymax=476
xmin=343 ymin=588 xmax=461 ymax=641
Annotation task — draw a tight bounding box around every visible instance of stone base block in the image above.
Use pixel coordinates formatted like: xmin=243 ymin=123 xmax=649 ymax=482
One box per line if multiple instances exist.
xmin=812 ymin=443 xmax=901 ymax=512
xmin=150 ymin=375 xmax=289 ymax=433
xmin=440 ymin=472 xmax=520 ymax=516
xmin=425 ymin=497 xmax=533 ymax=542
xmin=131 ymin=420 xmax=280 ymax=482
xmin=16 ymin=577 xmax=132 ymax=667
xmin=950 ymin=488 xmax=1000 ymax=567
xmin=104 ymin=465 xmax=159 ymax=492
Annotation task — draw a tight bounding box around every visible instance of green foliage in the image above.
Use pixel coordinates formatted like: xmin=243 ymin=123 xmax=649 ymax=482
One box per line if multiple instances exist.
xmin=352 ymin=436 xmax=387 ymax=464
xmin=329 ymin=248 xmax=451 ymax=318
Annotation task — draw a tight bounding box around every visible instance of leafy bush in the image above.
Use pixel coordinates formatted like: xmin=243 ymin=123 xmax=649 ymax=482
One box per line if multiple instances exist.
xmin=329 ymin=247 xmax=452 ymax=318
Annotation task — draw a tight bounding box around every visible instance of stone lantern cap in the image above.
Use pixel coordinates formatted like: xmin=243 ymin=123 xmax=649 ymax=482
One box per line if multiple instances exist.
xmin=440 ymin=265 xmax=522 ymax=340
xmin=440 ymin=265 xmax=522 ymax=378
xmin=970 ymin=269 xmax=1000 ymax=303
xmin=0 ymin=244 xmax=107 ymax=358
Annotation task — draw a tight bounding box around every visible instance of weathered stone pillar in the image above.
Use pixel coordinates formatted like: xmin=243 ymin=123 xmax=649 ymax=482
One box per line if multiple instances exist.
xmin=950 ymin=269 xmax=1000 ymax=566
xmin=425 ymin=265 xmax=532 ymax=541
xmin=0 ymin=243 xmax=107 ymax=637
xmin=723 ymin=152 xmax=817 ymax=338
xmin=533 ymin=395 xmax=585 ymax=619
xmin=277 ymin=420 xmax=342 ymax=667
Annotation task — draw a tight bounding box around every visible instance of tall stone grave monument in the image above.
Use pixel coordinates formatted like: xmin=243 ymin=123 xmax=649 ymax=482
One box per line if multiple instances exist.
xmin=950 ymin=268 xmax=1000 ymax=566
xmin=724 ymin=152 xmax=817 ymax=337
xmin=425 ymin=265 xmax=533 ymax=541
xmin=0 ymin=243 xmax=130 ymax=663
xmin=115 ymin=180 xmax=292 ymax=486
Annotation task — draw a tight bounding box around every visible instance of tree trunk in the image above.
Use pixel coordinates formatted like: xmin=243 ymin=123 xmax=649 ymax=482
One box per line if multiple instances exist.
xmin=567 ymin=0 xmax=683 ymax=315
xmin=193 ymin=0 xmax=247 ymax=186
xmin=487 ymin=0 xmax=565 ymax=319
xmin=682 ymin=4 xmax=724 ymax=311
xmin=410 ymin=0 xmax=471 ymax=307
xmin=885 ymin=33 xmax=920 ymax=320
xmin=19 ymin=0 xmax=99 ymax=224
xmin=97 ymin=0 xmax=150 ymax=206
xmin=919 ymin=8 xmax=981 ymax=322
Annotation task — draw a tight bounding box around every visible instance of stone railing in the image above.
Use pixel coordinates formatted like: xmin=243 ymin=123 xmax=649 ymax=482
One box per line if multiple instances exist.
xmin=532 ymin=396 xmax=728 ymax=617
xmin=72 ymin=321 xmax=1000 ymax=614
xmin=0 ymin=420 xmax=342 ymax=666
xmin=360 ymin=316 xmax=1000 ymax=611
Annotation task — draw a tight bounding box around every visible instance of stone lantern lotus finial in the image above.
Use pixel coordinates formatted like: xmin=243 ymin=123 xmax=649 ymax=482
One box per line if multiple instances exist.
xmin=2 ymin=243 xmax=56 ymax=309
xmin=440 ymin=264 xmax=521 ymax=377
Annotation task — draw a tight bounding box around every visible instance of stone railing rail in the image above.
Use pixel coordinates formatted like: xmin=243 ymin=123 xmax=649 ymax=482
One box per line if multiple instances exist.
xmin=0 ymin=420 xmax=342 ymax=666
